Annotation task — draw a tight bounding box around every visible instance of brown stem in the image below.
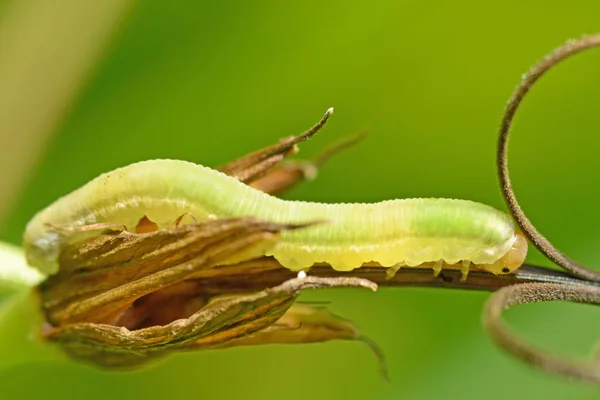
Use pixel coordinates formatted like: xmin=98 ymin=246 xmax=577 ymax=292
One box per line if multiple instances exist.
xmin=189 ymin=258 xmax=596 ymax=296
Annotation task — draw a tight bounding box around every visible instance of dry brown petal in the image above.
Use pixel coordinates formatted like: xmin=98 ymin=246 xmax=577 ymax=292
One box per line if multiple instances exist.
xmin=217 ymin=108 xmax=332 ymax=184
xmin=41 ymin=219 xmax=303 ymax=326
xmin=203 ymin=303 xmax=388 ymax=380
xmin=37 ymin=215 xmax=378 ymax=369
xmin=247 ymin=132 xmax=365 ymax=195
xmin=45 ymin=271 xmax=376 ymax=368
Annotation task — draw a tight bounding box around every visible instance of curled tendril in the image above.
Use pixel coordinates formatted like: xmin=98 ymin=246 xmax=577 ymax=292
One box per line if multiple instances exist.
xmin=498 ymin=33 xmax=600 ymax=281
xmin=487 ymin=33 xmax=600 ymax=384
xmin=483 ymin=282 xmax=600 ymax=382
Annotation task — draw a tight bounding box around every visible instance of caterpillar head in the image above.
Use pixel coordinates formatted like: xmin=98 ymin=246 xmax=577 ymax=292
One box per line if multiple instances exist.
xmin=488 ymin=231 xmax=528 ymax=275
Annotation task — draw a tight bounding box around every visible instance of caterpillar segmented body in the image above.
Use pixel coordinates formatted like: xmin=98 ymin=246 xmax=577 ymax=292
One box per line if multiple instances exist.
xmin=23 ymin=160 xmax=528 ymax=277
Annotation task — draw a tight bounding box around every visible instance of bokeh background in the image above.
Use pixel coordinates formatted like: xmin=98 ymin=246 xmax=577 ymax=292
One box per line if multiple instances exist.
xmin=1 ymin=0 xmax=600 ymax=398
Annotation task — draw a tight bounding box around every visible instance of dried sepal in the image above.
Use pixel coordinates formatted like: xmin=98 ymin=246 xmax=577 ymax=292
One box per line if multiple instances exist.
xmin=207 ymin=303 xmax=388 ymax=380
xmin=46 ymin=271 xmax=376 ymax=368
xmin=40 ymin=218 xmax=301 ymax=326
xmin=218 ymin=108 xmax=333 ymax=184
xmin=219 ymin=109 xmax=364 ymax=196
xmin=249 ymin=133 xmax=365 ymax=195
xmin=38 ymin=216 xmax=378 ymax=369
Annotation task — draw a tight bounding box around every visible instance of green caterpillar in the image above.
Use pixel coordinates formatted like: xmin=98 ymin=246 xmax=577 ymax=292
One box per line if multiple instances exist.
xmin=23 ymin=159 xmax=527 ymax=279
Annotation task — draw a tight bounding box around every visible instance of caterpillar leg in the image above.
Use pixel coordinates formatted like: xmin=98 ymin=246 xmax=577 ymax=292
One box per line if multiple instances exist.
xmin=433 ymin=260 xmax=443 ymax=277
xmin=385 ymin=263 xmax=402 ymax=280
xmin=460 ymin=260 xmax=470 ymax=281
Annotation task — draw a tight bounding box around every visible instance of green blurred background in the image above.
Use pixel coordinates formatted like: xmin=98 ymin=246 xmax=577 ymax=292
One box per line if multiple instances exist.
xmin=1 ymin=0 xmax=600 ymax=398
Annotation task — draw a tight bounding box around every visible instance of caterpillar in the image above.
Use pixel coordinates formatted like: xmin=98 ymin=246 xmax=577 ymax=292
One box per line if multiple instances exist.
xmin=23 ymin=159 xmax=527 ymax=279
